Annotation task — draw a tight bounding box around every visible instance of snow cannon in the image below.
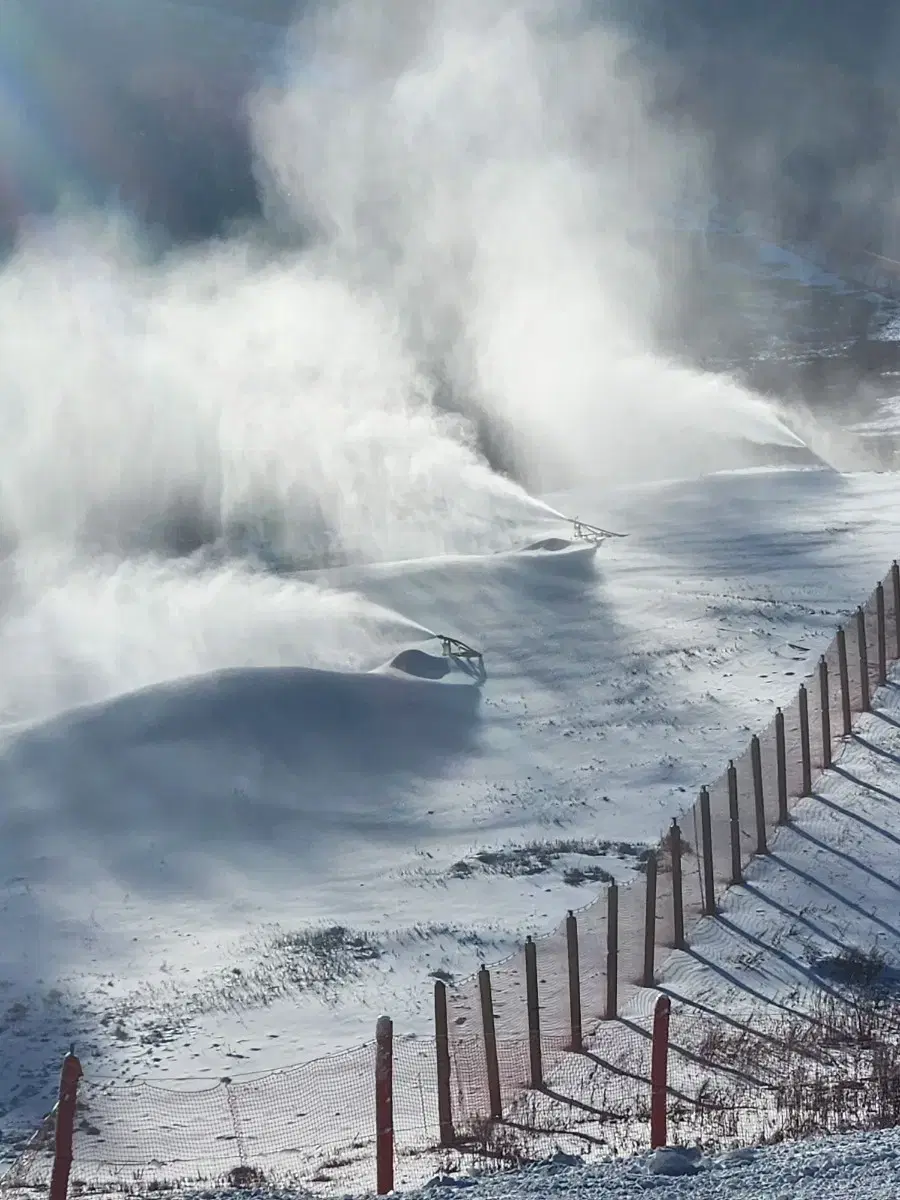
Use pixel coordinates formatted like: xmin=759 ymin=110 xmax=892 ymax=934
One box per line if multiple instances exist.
xmin=435 ymin=634 xmax=486 ymax=682
xmin=571 ymin=518 xmax=627 ymax=544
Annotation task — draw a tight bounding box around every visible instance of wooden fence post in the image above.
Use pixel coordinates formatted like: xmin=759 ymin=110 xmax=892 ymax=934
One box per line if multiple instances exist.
xmin=49 ymin=1050 xmax=82 ymax=1200
xmin=642 ymin=851 xmax=658 ymax=988
xmin=857 ymin=605 xmax=870 ymax=712
xmin=434 ymin=982 xmax=454 ymax=1148
xmin=478 ymin=967 xmax=502 ymax=1120
xmin=775 ymin=708 xmax=788 ymax=824
xmin=877 ymin=582 xmax=887 ymax=687
xmin=375 ymin=1017 xmax=394 ymax=1197
xmin=892 ymin=561 xmax=900 ymax=659
xmin=819 ymin=656 xmax=832 ymax=770
xmin=699 ymin=787 xmax=715 ymax=915
xmin=799 ymin=684 xmax=812 ymax=795
xmin=650 ymin=995 xmax=671 ymax=1150
xmin=566 ymin=912 xmax=582 ymax=1053
xmin=670 ymin=820 xmax=684 ymax=950
xmin=837 ymin=627 xmax=852 ymax=737
xmin=606 ymin=882 xmax=619 ymax=1020
xmin=727 ymin=760 xmax=742 ymax=884
xmin=750 ymin=734 xmax=767 ymax=855
xmin=524 ymin=937 xmax=542 ymax=1089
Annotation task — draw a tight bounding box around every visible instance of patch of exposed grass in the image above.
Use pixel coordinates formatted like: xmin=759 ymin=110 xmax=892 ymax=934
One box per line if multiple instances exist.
xmin=448 ymin=837 xmax=651 ymax=882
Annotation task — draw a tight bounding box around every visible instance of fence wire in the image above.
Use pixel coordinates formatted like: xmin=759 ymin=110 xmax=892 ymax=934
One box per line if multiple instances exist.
xmin=6 ymin=997 xmax=900 ymax=1194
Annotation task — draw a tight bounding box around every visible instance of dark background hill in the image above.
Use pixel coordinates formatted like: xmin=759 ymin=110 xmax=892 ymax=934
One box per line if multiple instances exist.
xmin=2 ymin=1 xmax=898 ymax=252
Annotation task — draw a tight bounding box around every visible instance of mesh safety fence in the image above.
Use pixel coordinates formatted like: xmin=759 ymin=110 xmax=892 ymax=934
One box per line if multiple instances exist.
xmin=6 ymin=998 xmax=900 ymax=1194
xmin=445 ymin=568 xmax=899 ymax=1111
xmin=2 ymin=1038 xmax=439 ymax=1196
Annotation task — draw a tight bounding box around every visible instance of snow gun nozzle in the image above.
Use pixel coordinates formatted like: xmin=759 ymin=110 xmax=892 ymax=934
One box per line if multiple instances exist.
xmin=571 ymin=517 xmax=627 ymax=543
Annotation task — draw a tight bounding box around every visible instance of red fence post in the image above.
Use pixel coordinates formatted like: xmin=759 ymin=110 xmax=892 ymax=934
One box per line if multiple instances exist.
xmin=478 ymin=966 xmax=503 ymax=1120
xmin=857 ymin=606 xmax=871 ymax=712
xmin=799 ymin=684 xmax=812 ymax=795
xmin=49 ymin=1050 xmax=82 ymax=1200
xmin=877 ymin=582 xmax=887 ymax=687
xmin=375 ymin=1016 xmax=394 ymax=1196
xmin=650 ymin=996 xmax=671 ymax=1150
xmin=433 ymin=982 xmax=455 ymax=1148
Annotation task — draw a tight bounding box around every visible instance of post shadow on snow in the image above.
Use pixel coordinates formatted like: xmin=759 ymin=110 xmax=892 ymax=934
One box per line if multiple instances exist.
xmin=712 ymin=912 xmax=848 ymax=1001
xmin=499 ymin=1108 xmax=613 ymax=1150
xmin=577 ymin=1028 xmax=722 ymax=1101
xmin=764 ymin=851 xmax=900 ymax=942
xmin=654 ymin=988 xmax=824 ymax=1075
xmin=0 ymin=663 xmax=482 ymax=901
xmin=812 ymin=790 xmax=900 ymax=851
xmin=670 ymin=946 xmax=823 ymax=1023
xmin=789 ymin=822 xmax=900 ymax=902
xmin=610 ymin=1014 xmax=774 ymax=1092
xmin=832 ymin=764 xmax=900 ymax=805
xmin=852 ymin=733 xmax=900 ymax=766
xmin=738 ymin=878 xmax=863 ymax=958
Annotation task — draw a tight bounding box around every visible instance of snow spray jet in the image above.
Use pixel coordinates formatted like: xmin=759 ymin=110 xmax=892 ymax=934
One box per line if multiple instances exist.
xmin=0 ymin=0 xmax=816 ymax=725
xmin=0 ymin=211 xmax=546 ymax=569
xmin=0 ymin=552 xmax=438 ymax=726
xmin=251 ymin=0 xmax=810 ymax=497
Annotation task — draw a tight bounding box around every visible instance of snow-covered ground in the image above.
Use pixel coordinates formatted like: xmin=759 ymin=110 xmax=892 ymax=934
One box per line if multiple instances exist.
xmin=660 ymin=658 xmax=900 ymax=1024
xmin=2 ymin=459 xmax=900 ymax=1142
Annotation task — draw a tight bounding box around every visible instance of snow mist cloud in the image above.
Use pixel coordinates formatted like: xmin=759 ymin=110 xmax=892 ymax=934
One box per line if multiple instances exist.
xmin=0 ymin=0 xmax=799 ymax=566
xmin=251 ymin=0 xmax=802 ymax=490
xmin=0 ymin=0 xmax=807 ymax=719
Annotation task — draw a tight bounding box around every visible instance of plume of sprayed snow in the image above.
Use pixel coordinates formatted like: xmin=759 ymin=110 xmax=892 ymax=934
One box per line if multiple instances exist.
xmin=251 ymin=0 xmax=803 ymax=492
xmin=0 ymin=211 xmax=540 ymax=568
xmin=0 ymin=550 xmax=431 ymax=727
xmin=0 ymin=0 xmax=810 ymax=721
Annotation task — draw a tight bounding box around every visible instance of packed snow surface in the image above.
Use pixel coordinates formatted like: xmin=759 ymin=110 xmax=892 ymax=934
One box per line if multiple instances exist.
xmin=1 ymin=462 xmax=900 ymax=1135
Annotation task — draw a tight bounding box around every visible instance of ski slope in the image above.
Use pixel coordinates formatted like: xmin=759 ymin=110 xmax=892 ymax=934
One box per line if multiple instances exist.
xmin=1 ymin=458 xmax=900 ymax=1143
xmin=660 ymin=656 xmax=900 ymax=1022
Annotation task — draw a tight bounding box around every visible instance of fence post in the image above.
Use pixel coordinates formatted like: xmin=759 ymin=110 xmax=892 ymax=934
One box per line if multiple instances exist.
xmin=750 ymin=734 xmax=767 ymax=855
xmin=727 ymin=760 xmax=741 ymax=884
xmin=837 ymin=627 xmax=852 ymax=737
xmin=650 ymin=995 xmax=671 ymax=1150
xmin=877 ymin=582 xmax=887 ymax=687
xmin=434 ymin=982 xmax=454 ymax=1148
xmin=375 ymin=1017 xmax=394 ymax=1197
xmin=642 ymin=851 xmax=658 ymax=988
xmin=606 ymin=882 xmax=619 ymax=1020
xmin=857 ymin=605 xmax=870 ymax=712
xmin=670 ymin=820 xmax=685 ymax=950
xmin=799 ymin=684 xmax=812 ymax=795
xmin=775 ymin=708 xmax=788 ymax=823
xmin=524 ymin=937 xmax=543 ymax=1089
xmin=478 ymin=967 xmax=502 ymax=1120
xmin=893 ymin=561 xmax=900 ymax=659
xmin=566 ymin=912 xmax=583 ymax=1053
xmin=819 ymin=656 xmax=832 ymax=771
xmin=49 ymin=1050 xmax=82 ymax=1200
xmin=699 ymin=787 xmax=715 ymax=915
